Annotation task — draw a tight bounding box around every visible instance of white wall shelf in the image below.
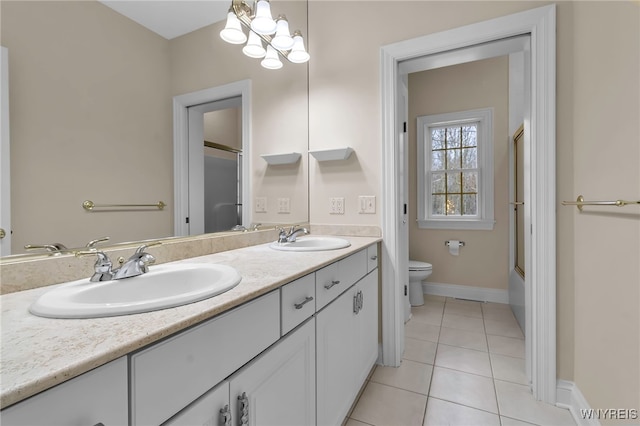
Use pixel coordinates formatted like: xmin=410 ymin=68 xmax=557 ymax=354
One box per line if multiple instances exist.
xmin=260 ymin=152 xmax=301 ymax=165
xmin=309 ymin=147 xmax=354 ymax=162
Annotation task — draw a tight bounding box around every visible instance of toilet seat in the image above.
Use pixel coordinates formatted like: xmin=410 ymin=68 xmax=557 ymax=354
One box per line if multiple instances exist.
xmin=409 ymin=260 xmax=432 ymax=271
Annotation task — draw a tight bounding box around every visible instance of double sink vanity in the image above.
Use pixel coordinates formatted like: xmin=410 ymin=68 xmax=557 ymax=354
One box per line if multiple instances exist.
xmin=0 ymin=233 xmax=381 ymax=426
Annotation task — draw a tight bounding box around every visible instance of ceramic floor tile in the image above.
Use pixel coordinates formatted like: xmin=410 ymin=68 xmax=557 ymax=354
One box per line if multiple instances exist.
xmin=424 ymin=397 xmax=501 ymax=426
xmin=500 ymin=416 xmax=539 ymax=426
xmin=490 ymin=353 xmax=528 ymax=385
xmin=487 ymin=335 xmax=525 ymax=358
xmin=405 ymin=320 xmax=440 ymax=343
xmin=429 ymin=366 xmax=498 ymax=413
xmin=425 ymin=294 xmax=446 ymax=303
xmin=484 ymin=318 xmax=524 ymax=339
xmin=411 ymin=305 xmax=444 ymax=326
xmin=442 ymin=313 xmax=486 ymax=333
xmin=435 ymin=344 xmax=492 ymax=377
xmin=438 ymin=326 xmax=488 ymax=352
xmin=482 ymin=302 xmax=512 ymax=312
xmin=482 ymin=307 xmax=517 ymax=322
xmin=444 ymin=302 xmax=483 ymax=318
xmin=345 ymin=419 xmax=373 ymax=426
xmin=404 ymin=337 xmax=438 ymax=365
xmin=495 ymin=380 xmax=576 ymax=425
xmin=371 ymin=359 xmax=433 ymax=395
xmin=350 ymin=381 xmax=428 ymax=426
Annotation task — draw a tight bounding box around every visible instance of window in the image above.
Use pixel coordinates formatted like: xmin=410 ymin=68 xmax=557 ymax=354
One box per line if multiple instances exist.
xmin=417 ymin=108 xmax=495 ymax=230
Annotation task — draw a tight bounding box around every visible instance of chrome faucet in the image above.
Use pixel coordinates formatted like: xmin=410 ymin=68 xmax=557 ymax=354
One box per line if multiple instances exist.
xmin=277 ymin=226 xmax=309 ymax=243
xmin=112 ymin=243 xmax=159 ymax=280
xmin=24 ymin=243 xmax=69 ymax=255
xmin=76 ymin=250 xmax=114 ymax=282
xmin=76 ymin=242 xmax=160 ymax=282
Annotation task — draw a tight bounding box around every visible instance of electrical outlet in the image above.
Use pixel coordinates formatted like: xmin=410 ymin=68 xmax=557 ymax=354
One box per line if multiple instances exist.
xmin=330 ymin=197 xmax=345 ymax=214
xmin=277 ymin=198 xmax=290 ymax=214
xmin=255 ymin=197 xmax=267 ymax=213
xmin=359 ymin=196 xmax=376 ymax=214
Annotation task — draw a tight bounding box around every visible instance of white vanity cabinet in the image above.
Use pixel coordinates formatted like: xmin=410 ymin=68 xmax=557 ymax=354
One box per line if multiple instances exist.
xmin=163 ymin=381 xmax=231 ymax=426
xmin=229 ymin=318 xmax=316 ymax=426
xmin=316 ymin=269 xmax=379 ymax=426
xmin=0 ymin=356 xmax=128 ymax=426
xmin=130 ymin=290 xmax=280 ymax=426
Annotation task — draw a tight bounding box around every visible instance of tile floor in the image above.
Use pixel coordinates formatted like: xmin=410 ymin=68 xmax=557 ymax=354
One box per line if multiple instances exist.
xmin=344 ymin=296 xmax=576 ymax=426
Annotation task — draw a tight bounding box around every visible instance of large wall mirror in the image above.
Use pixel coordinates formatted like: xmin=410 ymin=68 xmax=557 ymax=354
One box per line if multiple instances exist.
xmin=0 ymin=0 xmax=309 ymax=259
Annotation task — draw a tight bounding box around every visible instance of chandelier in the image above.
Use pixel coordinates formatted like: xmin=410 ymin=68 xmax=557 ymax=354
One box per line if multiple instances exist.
xmin=220 ymin=0 xmax=310 ymax=70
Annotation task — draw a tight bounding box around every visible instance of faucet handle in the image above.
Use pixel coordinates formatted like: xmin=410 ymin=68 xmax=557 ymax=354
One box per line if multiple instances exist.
xmin=75 ymin=250 xmax=114 ymax=281
xmin=86 ymin=236 xmax=110 ymax=248
xmin=133 ymin=241 xmax=162 ymax=255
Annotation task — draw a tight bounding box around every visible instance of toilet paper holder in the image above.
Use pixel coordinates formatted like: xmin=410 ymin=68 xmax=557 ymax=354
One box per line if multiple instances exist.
xmin=445 ymin=240 xmax=465 ymax=247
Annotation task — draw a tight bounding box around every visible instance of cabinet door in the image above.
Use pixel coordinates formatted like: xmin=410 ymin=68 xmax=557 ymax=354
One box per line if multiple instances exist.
xmin=163 ymin=381 xmax=230 ymax=426
xmin=355 ymin=271 xmax=379 ymax=386
xmin=230 ymin=319 xmax=315 ymax=426
xmin=316 ymin=286 xmax=358 ymax=426
xmin=0 ymin=357 xmax=128 ymax=426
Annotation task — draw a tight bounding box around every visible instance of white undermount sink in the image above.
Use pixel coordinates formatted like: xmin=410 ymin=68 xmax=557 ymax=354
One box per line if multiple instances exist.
xmin=29 ymin=263 xmax=242 ymax=319
xmin=269 ymin=236 xmax=351 ymax=252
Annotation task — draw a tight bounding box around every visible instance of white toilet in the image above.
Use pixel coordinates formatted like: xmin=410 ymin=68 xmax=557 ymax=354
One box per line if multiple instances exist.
xmin=408 ymin=260 xmax=433 ymax=306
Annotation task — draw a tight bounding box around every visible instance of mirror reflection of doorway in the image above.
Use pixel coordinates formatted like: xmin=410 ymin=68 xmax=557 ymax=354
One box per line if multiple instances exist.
xmin=513 ymin=124 xmax=525 ymax=278
xmin=187 ymin=96 xmax=243 ymax=234
xmin=202 ymin=103 xmax=242 ymax=233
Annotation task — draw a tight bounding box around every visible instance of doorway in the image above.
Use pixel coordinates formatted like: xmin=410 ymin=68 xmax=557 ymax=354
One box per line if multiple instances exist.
xmin=380 ymin=5 xmax=556 ymax=403
xmin=173 ymin=80 xmax=251 ymax=237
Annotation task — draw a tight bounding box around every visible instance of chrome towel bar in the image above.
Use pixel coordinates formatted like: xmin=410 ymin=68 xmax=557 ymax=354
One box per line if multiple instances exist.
xmin=82 ymin=200 xmax=166 ymax=211
xmin=561 ymin=195 xmax=640 ymax=212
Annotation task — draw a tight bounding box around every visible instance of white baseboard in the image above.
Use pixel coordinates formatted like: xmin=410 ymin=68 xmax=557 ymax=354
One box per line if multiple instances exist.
xmin=556 ymin=380 xmax=600 ymax=426
xmin=422 ymin=281 xmax=509 ymax=304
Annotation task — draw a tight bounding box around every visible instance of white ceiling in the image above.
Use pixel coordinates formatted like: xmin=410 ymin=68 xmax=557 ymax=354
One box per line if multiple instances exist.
xmin=99 ymin=1 xmax=231 ymax=40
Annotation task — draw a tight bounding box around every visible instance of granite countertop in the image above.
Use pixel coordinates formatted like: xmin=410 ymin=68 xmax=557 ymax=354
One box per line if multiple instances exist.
xmin=0 ymin=236 xmax=381 ymax=409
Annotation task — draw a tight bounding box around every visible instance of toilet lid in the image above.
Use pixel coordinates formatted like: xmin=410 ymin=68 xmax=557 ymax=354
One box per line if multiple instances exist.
xmin=409 ymin=260 xmax=432 ymax=271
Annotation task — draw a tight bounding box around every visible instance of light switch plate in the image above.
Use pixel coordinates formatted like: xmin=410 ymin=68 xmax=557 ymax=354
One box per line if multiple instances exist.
xmin=359 ymin=196 xmax=376 ymax=214
xmin=255 ymin=197 xmax=267 ymax=213
xmin=277 ymin=198 xmax=290 ymax=214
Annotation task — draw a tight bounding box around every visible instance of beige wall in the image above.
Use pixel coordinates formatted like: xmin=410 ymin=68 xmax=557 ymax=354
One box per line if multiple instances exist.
xmin=571 ymin=2 xmax=640 ymax=422
xmin=308 ymin=0 xmax=639 ymax=413
xmin=407 ymin=57 xmax=510 ymax=289
xmin=1 ymin=1 xmax=174 ymax=251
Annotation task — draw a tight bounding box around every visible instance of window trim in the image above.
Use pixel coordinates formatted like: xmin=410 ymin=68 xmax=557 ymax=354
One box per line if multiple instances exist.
xmin=417 ymin=108 xmax=495 ymax=230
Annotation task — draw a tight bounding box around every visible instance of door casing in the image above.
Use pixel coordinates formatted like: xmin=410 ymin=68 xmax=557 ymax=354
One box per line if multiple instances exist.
xmin=380 ymin=5 xmax=556 ymax=403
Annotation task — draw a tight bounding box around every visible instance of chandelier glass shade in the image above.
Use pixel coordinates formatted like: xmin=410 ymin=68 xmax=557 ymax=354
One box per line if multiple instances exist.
xmin=220 ymin=0 xmax=309 ymax=69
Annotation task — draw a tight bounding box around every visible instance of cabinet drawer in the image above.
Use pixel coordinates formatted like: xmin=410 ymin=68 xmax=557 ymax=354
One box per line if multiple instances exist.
xmin=367 ymin=244 xmax=379 ymax=273
xmin=316 ymin=250 xmax=367 ymax=310
xmin=281 ymin=273 xmax=315 ymax=335
xmin=163 ymin=381 xmax=229 ymax=426
xmin=130 ymin=290 xmax=280 ymax=426
xmin=0 ymin=357 xmax=128 ymax=426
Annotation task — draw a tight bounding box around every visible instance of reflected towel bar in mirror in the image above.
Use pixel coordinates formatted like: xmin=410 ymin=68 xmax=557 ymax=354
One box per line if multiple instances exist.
xmin=83 ymin=200 xmax=166 ymax=211
xmin=561 ymin=195 xmax=640 ymax=212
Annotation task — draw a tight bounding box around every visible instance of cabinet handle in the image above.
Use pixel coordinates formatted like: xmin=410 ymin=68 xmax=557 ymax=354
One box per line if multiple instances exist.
xmin=370 ymin=255 xmax=378 ymax=260
xmin=294 ymin=296 xmax=314 ymax=309
xmin=93 ymin=423 xmax=105 ymax=426
xmin=353 ymin=292 xmax=359 ymax=314
xmin=324 ymin=279 xmax=340 ymax=290
xmin=238 ymin=392 xmax=249 ymax=426
xmin=220 ymin=404 xmax=232 ymax=426
xmin=359 ymin=291 xmax=364 ymax=311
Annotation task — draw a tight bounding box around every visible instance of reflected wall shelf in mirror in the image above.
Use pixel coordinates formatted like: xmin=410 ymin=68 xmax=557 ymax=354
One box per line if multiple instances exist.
xmin=309 ymin=147 xmax=353 ymax=162
xmin=261 ymin=152 xmax=301 ymax=165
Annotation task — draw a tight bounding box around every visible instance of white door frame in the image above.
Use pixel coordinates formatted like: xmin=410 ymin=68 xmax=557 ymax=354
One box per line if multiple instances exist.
xmin=380 ymin=5 xmax=556 ymax=403
xmin=0 ymin=46 xmax=11 ymax=256
xmin=173 ymin=80 xmax=251 ymax=237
